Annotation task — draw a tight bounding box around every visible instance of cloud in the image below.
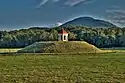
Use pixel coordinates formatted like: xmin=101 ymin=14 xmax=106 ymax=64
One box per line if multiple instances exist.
xmin=106 ymin=9 xmax=125 ymax=15
xmin=36 ymin=0 xmax=60 ymax=8
xmin=36 ymin=0 xmax=48 ymax=8
xmin=36 ymin=0 xmax=95 ymax=8
xmin=64 ymin=0 xmax=85 ymax=6
xmin=56 ymin=22 xmax=63 ymax=26
xmin=106 ymin=8 xmax=125 ymax=26
xmin=64 ymin=0 xmax=95 ymax=6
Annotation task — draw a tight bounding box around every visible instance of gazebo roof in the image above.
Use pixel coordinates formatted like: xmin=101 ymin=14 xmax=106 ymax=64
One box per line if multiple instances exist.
xmin=58 ymin=28 xmax=68 ymax=34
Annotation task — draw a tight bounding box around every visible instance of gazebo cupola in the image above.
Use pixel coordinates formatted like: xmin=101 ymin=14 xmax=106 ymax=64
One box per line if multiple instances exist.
xmin=58 ymin=28 xmax=68 ymax=41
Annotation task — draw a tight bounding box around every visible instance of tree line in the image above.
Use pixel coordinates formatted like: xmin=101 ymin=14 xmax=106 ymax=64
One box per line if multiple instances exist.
xmin=0 ymin=26 xmax=125 ymax=48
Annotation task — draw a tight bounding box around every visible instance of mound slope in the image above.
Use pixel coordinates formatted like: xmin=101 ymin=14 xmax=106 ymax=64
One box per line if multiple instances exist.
xmin=18 ymin=41 xmax=102 ymax=53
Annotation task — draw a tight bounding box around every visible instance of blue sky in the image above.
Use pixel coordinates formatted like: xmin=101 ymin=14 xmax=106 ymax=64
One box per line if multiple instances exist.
xmin=0 ymin=0 xmax=125 ymax=30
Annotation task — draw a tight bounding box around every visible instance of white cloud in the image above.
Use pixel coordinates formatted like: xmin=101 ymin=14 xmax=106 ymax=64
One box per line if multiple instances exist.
xmin=106 ymin=9 xmax=125 ymax=14
xmin=64 ymin=0 xmax=85 ymax=6
xmin=36 ymin=0 xmax=95 ymax=8
xmin=64 ymin=0 xmax=95 ymax=6
xmin=36 ymin=0 xmax=48 ymax=8
xmin=36 ymin=0 xmax=60 ymax=8
xmin=56 ymin=22 xmax=62 ymax=26
xmin=106 ymin=8 xmax=125 ymax=26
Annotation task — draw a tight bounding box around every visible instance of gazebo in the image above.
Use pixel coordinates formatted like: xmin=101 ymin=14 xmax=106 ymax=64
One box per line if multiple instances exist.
xmin=58 ymin=28 xmax=68 ymax=41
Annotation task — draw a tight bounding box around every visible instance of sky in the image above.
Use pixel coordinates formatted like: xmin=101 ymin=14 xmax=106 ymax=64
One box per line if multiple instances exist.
xmin=0 ymin=0 xmax=125 ymax=30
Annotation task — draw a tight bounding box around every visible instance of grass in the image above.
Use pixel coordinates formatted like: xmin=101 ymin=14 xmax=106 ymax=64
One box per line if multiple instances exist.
xmin=102 ymin=48 xmax=125 ymax=53
xmin=19 ymin=41 xmax=102 ymax=53
xmin=102 ymin=47 xmax=125 ymax=50
xmin=0 ymin=48 xmax=21 ymax=53
xmin=0 ymin=53 xmax=125 ymax=83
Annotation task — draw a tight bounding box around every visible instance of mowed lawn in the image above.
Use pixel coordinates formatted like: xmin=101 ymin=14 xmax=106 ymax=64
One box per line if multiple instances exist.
xmin=0 ymin=53 xmax=125 ymax=83
xmin=0 ymin=49 xmax=21 ymax=53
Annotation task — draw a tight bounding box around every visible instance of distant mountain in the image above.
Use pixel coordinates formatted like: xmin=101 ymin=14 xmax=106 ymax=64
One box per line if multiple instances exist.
xmin=61 ymin=17 xmax=117 ymax=28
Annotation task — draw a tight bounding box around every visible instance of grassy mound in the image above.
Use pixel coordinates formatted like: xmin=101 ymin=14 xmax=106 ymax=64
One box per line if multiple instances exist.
xmin=18 ymin=41 xmax=103 ymax=53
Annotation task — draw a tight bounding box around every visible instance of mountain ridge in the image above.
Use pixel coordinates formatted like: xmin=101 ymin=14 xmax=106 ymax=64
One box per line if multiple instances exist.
xmin=60 ymin=17 xmax=117 ymax=28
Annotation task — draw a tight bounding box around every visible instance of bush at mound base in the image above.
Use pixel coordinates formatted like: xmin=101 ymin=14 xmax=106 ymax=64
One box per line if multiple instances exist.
xmin=18 ymin=41 xmax=103 ymax=53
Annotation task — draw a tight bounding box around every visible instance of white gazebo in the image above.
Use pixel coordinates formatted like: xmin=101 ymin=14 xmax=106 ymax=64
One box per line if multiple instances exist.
xmin=58 ymin=28 xmax=68 ymax=41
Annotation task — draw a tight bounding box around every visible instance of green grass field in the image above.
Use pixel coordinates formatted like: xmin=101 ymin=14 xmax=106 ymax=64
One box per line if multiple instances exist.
xmin=102 ymin=48 xmax=125 ymax=53
xmin=0 ymin=48 xmax=21 ymax=53
xmin=0 ymin=53 xmax=125 ymax=83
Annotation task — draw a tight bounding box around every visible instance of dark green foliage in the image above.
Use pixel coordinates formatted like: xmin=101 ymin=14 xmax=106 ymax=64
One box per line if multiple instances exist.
xmin=0 ymin=28 xmax=57 ymax=48
xmin=0 ymin=26 xmax=125 ymax=48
